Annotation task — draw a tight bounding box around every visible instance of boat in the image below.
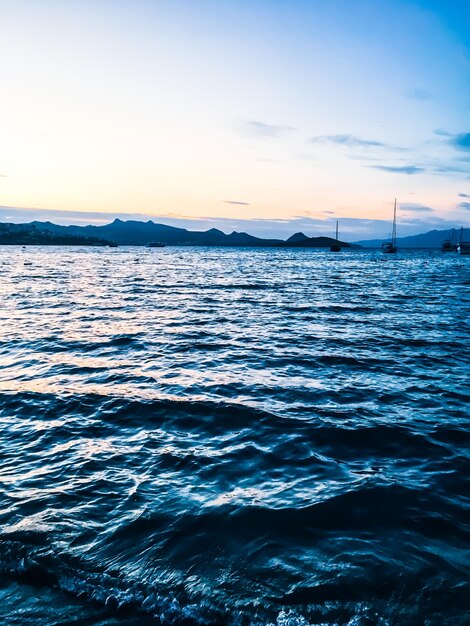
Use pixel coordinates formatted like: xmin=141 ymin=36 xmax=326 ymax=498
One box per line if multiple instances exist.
xmin=108 ymin=242 xmax=118 ymax=248
xmin=442 ymin=240 xmax=456 ymax=252
xmin=457 ymin=226 xmax=470 ymax=255
xmin=147 ymin=241 xmax=165 ymax=248
xmin=382 ymin=199 xmax=397 ymax=253
xmin=442 ymin=229 xmax=457 ymax=252
xmin=330 ymin=221 xmax=341 ymax=252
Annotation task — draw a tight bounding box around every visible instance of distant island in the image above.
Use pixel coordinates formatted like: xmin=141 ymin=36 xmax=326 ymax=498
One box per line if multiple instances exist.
xmin=0 ymin=218 xmax=463 ymax=249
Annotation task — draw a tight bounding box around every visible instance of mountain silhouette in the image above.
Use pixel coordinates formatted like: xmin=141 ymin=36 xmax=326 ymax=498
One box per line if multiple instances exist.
xmin=0 ymin=222 xmax=110 ymax=246
xmin=355 ymin=228 xmax=466 ymax=248
xmin=286 ymin=232 xmax=310 ymax=243
xmin=1 ymin=218 xmax=462 ymax=248
xmin=3 ymin=219 xmax=353 ymax=247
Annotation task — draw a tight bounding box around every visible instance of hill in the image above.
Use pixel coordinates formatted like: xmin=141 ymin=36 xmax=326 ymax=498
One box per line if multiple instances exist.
xmin=355 ymin=228 xmax=465 ymax=249
xmin=0 ymin=218 xmax=369 ymax=248
xmin=27 ymin=219 xmax=283 ymax=247
xmin=4 ymin=219 xmax=355 ymax=248
xmin=280 ymin=233 xmax=354 ymax=248
xmin=0 ymin=222 xmax=111 ymax=246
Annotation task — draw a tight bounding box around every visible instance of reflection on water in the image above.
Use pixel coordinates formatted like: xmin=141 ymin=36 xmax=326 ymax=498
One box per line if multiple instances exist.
xmin=0 ymin=245 xmax=469 ymax=625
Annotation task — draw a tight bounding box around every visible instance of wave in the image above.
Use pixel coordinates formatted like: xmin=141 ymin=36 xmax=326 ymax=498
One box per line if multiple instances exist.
xmin=1 ymin=248 xmax=470 ymax=624
xmin=1 ymin=528 xmax=469 ymax=626
xmin=2 ymin=390 xmax=468 ymax=461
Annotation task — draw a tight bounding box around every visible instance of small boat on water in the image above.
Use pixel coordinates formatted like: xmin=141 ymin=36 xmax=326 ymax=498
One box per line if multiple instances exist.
xmin=442 ymin=240 xmax=456 ymax=252
xmin=382 ymin=199 xmax=397 ymax=254
xmin=330 ymin=221 xmax=341 ymax=252
xmin=442 ymin=228 xmax=457 ymax=252
xmin=457 ymin=226 xmax=470 ymax=255
xmin=108 ymin=242 xmax=118 ymax=248
xmin=147 ymin=242 xmax=165 ymax=248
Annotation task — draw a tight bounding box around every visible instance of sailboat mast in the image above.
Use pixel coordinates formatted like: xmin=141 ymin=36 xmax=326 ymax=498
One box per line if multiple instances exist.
xmin=392 ymin=198 xmax=397 ymax=247
xmin=335 ymin=220 xmax=338 ymax=241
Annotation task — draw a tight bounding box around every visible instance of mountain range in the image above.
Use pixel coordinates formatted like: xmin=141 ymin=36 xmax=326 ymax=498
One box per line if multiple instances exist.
xmin=355 ymin=228 xmax=466 ymax=249
xmin=0 ymin=219 xmax=466 ymax=248
xmin=0 ymin=219 xmax=353 ymax=248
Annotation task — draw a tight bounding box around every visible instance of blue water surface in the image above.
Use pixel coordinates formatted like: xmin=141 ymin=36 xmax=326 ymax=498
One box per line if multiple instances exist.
xmin=0 ymin=246 xmax=469 ymax=625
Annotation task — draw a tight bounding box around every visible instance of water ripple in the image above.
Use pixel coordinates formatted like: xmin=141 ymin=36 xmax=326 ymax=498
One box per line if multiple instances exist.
xmin=0 ymin=246 xmax=469 ymax=625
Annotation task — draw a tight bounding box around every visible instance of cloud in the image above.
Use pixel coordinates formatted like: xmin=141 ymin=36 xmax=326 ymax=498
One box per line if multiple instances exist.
xmin=431 ymin=164 xmax=468 ymax=174
xmin=459 ymin=202 xmax=470 ymax=210
xmin=370 ymin=161 xmax=466 ymax=178
xmin=399 ymin=203 xmax=434 ymax=213
xmin=371 ymin=165 xmax=425 ymax=175
xmin=224 ymin=200 xmax=250 ymax=206
xmin=459 ymin=193 xmax=470 ymax=198
xmin=439 ymin=130 xmax=470 ymax=151
xmin=311 ymin=134 xmax=387 ymax=148
xmin=240 ymin=120 xmax=295 ymax=138
xmin=0 ymin=205 xmax=162 ymax=225
xmin=368 ymin=158 xmax=466 ymax=178
xmin=406 ymin=88 xmax=433 ymax=101
xmin=450 ymin=133 xmax=470 ymax=150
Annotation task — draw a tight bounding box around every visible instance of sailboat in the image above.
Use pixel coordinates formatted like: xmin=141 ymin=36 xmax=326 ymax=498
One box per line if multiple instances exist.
xmin=442 ymin=228 xmax=457 ymax=252
xmin=382 ymin=199 xmax=397 ymax=254
xmin=330 ymin=221 xmax=341 ymax=252
xmin=457 ymin=226 xmax=470 ymax=255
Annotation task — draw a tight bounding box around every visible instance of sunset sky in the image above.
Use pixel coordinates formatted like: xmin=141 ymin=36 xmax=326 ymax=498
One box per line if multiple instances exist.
xmin=0 ymin=0 xmax=469 ymax=239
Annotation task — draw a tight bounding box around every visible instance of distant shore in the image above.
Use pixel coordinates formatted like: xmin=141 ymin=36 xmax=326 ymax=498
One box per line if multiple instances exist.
xmin=0 ymin=223 xmax=110 ymax=247
xmin=1 ymin=218 xmax=465 ymax=248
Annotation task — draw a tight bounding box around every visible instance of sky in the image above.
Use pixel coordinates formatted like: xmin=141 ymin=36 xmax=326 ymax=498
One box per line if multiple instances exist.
xmin=0 ymin=0 xmax=469 ymax=239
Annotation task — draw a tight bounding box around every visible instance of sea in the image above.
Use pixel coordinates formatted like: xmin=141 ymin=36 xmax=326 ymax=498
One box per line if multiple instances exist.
xmin=0 ymin=245 xmax=469 ymax=626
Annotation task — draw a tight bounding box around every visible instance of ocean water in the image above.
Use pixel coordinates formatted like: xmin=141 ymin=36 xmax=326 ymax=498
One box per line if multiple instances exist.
xmin=0 ymin=245 xmax=469 ymax=626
